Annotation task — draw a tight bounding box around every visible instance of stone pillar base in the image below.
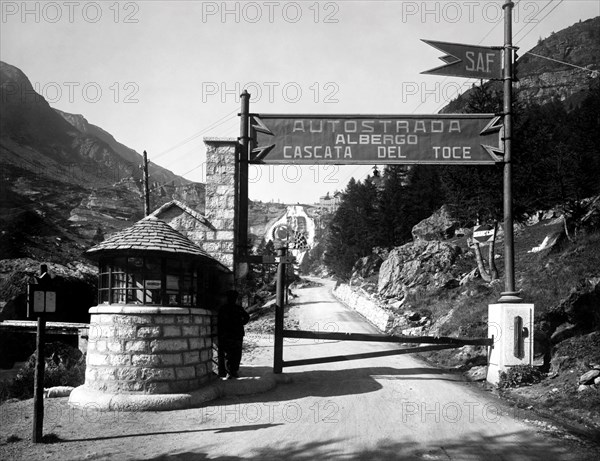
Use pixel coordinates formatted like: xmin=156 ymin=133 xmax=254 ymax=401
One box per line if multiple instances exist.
xmin=69 ymin=384 xmax=221 ymax=411
xmin=79 ymin=305 xmax=215 ymax=396
xmin=69 ymin=368 xmax=283 ymax=411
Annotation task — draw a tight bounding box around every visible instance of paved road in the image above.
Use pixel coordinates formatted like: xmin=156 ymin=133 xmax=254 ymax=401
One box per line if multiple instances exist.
xmin=4 ymin=277 xmax=597 ymax=460
xmin=193 ymin=277 xmax=595 ymax=460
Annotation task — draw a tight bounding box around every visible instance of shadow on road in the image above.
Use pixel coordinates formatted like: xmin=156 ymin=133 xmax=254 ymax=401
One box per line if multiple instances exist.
xmin=224 ymin=365 xmax=459 ymax=406
xmin=134 ymin=432 xmax=596 ymax=460
xmin=55 ymin=423 xmax=284 ymax=443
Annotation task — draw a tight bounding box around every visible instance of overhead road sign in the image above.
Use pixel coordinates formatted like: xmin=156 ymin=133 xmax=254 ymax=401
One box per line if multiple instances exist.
xmin=421 ymin=40 xmax=503 ymax=80
xmin=251 ymin=114 xmax=503 ymax=165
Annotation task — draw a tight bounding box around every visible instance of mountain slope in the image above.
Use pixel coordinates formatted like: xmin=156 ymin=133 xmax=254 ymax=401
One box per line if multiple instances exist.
xmin=54 ymin=109 xmax=189 ymax=188
xmin=0 ymin=60 xmax=204 ymax=263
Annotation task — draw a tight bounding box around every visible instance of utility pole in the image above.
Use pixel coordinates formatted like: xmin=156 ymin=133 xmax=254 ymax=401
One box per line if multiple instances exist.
xmin=499 ymin=0 xmax=520 ymax=303
xmin=142 ymin=150 xmax=150 ymax=217
xmin=238 ymin=91 xmax=250 ymax=267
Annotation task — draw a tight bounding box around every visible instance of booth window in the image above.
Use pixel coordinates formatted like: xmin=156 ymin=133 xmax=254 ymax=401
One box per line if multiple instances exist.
xmin=98 ymin=256 xmax=203 ymax=307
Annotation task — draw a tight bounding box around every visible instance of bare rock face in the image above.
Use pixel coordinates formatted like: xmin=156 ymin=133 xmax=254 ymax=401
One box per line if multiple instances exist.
xmin=350 ymin=248 xmax=388 ymax=286
xmin=411 ymin=205 xmax=460 ymax=242
xmin=378 ymin=240 xmax=463 ymax=298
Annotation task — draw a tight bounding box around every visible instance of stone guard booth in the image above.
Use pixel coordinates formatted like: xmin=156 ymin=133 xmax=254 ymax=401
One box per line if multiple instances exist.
xmin=69 ymin=215 xmax=232 ymax=410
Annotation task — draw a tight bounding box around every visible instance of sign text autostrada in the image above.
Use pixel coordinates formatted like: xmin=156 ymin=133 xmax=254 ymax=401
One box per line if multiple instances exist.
xmin=251 ymin=114 xmax=503 ymax=165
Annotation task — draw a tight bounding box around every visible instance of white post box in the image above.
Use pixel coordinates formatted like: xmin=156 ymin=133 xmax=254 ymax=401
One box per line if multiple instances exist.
xmin=487 ymin=303 xmax=534 ymax=385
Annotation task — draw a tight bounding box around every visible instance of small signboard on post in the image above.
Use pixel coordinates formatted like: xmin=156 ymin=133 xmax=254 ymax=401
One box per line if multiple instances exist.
xmin=421 ymin=40 xmax=503 ymax=80
xmin=27 ymin=265 xmax=57 ymax=443
xmin=30 ymin=288 xmax=56 ymax=315
xmin=473 ymin=224 xmax=496 ymax=245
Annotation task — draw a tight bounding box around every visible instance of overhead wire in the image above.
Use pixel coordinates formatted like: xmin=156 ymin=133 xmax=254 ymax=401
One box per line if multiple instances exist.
xmin=522 ymin=51 xmax=598 ymax=75
xmin=145 ymin=105 xmax=240 ymax=190
xmin=150 ymin=106 xmax=239 ymax=163
xmin=514 ymin=0 xmax=562 ymax=45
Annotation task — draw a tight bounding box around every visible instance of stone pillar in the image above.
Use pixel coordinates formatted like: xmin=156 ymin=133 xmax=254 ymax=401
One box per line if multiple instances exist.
xmin=203 ymin=138 xmax=238 ymax=272
xmin=69 ymin=305 xmax=215 ymax=410
xmin=487 ymin=303 xmax=535 ymax=385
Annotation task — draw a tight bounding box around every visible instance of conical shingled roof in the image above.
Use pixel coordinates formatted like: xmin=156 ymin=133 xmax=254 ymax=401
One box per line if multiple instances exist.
xmin=86 ymin=215 xmax=212 ymax=259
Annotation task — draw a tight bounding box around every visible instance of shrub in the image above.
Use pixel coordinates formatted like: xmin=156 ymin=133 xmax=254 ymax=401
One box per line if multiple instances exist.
xmin=1 ymin=342 xmax=86 ymax=402
xmin=498 ymin=364 xmax=544 ymax=388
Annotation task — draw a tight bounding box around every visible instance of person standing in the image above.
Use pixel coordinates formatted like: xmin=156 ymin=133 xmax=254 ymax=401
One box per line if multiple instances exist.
xmin=217 ymin=290 xmax=250 ymax=379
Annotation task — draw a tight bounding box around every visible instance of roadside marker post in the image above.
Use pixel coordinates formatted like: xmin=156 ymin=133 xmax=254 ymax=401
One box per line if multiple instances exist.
xmin=274 ymin=246 xmax=286 ymax=374
xmin=27 ymin=264 xmax=56 ymax=443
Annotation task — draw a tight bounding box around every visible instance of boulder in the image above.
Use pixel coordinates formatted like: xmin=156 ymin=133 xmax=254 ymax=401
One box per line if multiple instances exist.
xmin=465 ymin=365 xmax=487 ymax=382
xmin=378 ymin=240 xmax=463 ymax=298
xmin=401 ymin=326 xmax=425 ymax=336
xmin=411 ymin=205 xmax=460 ymax=242
xmin=455 ymin=345 xmax=488 ymax=367
xmin=577 ymin=384 xmax=595 ymax=392
xmin=579 ymin=369 xmax=600 ymax=384
xmin=44 ymin=386 xmax=75 ymax=398
xmin=550 ymin=322 xmax=578 ymax=344
xmin=528 ymin=231 xmax=564 ymax=253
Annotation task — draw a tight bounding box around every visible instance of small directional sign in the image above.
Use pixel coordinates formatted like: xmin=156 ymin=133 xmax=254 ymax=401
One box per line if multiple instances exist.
xmin=272 ymin=224 xmax=291 ymax=241
xmin=243 ymin=255 xmax=277 ymax=264
xmin=473 ymin=224 xmax=496 ymax=244
xmin=422 ymin=40 xmax=502 ymax=80
xmin=252 ymin=114 xmax=503 ymax=165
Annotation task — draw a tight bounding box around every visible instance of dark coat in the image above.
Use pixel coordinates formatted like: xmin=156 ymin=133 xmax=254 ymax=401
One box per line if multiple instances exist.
xmin=218 ymin=302 xmax=250 ymax=340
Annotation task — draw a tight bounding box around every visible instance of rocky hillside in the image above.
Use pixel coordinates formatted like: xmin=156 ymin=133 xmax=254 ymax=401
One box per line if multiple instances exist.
xmin=0 ymin=61 xmax=205 ymax=262
xmin=342 ymin=195 xmax=600 ymax=433
xmin=442 ymin=16 xmax=599 ymax=113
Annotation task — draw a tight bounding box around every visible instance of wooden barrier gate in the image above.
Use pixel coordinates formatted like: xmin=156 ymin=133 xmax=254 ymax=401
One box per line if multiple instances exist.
xmin=271 ymin=247 xmax=493 ymax=374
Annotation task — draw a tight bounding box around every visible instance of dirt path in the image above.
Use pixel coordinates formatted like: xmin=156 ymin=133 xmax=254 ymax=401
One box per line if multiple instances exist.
xmin=1 ymin=277 xmax=598 ymax=460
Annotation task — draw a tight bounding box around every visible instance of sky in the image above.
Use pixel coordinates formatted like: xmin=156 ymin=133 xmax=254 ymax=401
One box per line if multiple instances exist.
xmin=2 ymin=0 xmax=599 ymax=204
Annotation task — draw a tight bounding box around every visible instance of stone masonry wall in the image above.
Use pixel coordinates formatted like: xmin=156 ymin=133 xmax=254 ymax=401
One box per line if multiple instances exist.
xmin=333 ymin=284 xmax=391 ymax=332
xmin=203 ymin=138 xmax=238 ymax=271
xmin=85 ymin=306 xmax=214 ymax=394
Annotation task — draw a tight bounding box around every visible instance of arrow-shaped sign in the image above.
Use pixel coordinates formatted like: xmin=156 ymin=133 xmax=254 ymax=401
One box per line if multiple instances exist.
xmin=480 ymin=116 xmax=504 ymax=162
xmin=251 ymin=114 xmax=504 ymax=165
xmin=422 ymin=40 xmax=503 ymax=80
xmin=251 ymin=143 xmax=275 ymax=163
xmin=251 ymin=115 xmax=274 ymax=136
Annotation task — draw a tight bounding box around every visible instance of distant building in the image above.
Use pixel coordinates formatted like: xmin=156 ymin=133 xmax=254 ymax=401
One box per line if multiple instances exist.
xmin=265 ymin=205 xmax=316 ymax=265
xmin=318 ymin=191 xmax=342 ymax=214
